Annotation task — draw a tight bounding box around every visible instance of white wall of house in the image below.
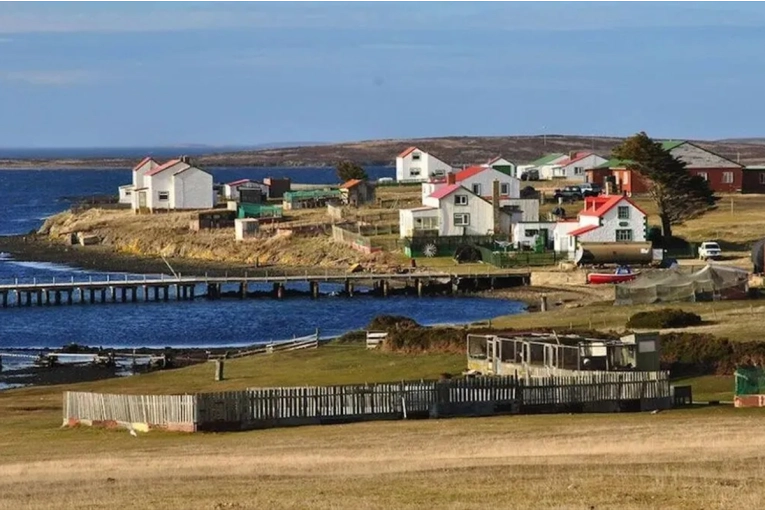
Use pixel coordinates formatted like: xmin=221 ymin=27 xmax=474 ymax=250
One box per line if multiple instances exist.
xmin=489 ymin=157 xmax=515 ymax=170
xmin=553 ymin=154 xmax=608 ymax=181
xmin=577 ymin=200 xmax=646 ymax=243
xmin=172 ymin=167 xmax=214 ymax=210
xmin=118 ymin=185 xmax=134 ymax=205
xmin=433 ymin=189 xmax=501 ymax=237
xmin=458 ymin=168 xmax=520 ymax=200
xmin=133 ymin=158 xmax=159 ymax=189
xmin=145 ymin=164 xmax=182 ymax=211
xmin=224 ymin=181 xmax=269 ymax=201
xmin=553 ymin=222 xmax=581 ymax=253
xmin=504 ymin=199 xmax=540 ymax=222
xmin=396 ymin=149 xmax=452 ymax=182
xmin=421 ymin=182 xmax=446 ymax=203
xmin=512 ymin=221 xmax=557 ymax=249
xmin=399 ymin=207 xmax=439 ymax=238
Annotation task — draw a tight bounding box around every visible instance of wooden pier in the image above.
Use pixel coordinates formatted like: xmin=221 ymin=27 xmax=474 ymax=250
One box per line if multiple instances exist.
xmin=0 ymin=271 xmax=529 ymax=308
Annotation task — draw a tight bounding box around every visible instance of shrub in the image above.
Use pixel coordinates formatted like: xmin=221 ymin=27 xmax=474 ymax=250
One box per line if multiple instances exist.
xmin=627 ymin=309 xmax=702 ymax=329
xmin=367 ymin=315 xmax=420 ymax=332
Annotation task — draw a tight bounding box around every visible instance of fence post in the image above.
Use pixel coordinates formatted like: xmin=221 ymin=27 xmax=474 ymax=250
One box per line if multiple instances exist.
xmin=215 ymin=360 xmax=224 ymax=381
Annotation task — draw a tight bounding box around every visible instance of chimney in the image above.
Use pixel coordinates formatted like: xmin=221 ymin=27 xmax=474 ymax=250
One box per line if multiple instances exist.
xmin=447 ymin=172 xmax=456 ymax=185
xmin=569 ymin=151 xmax=578 ymax=159
xmin=180 ymin=155 xmax=190 ymax=164
xmin=492 ymin=179 xmax=502 ymax=238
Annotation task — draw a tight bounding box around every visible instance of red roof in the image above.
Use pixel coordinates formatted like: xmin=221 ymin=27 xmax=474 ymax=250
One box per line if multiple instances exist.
xmin=145 ymin=159 xmax=183 ymax=177
xmin=455 ymin=165 xmax=487 ymax=181
xmin=568 ymin=225 xmax=599 ymax=237
xmin=398 ymin=146 xmax=418 ymax=158
xmin=340 ymin=179 xmax=363 ymax=189
xmin=579 ymin=194 xmax=647 ymax=218
xmin=428 ymin=183 xmax=462 ymax=200
xmin=132 ymin=156 xmax=156 ymax=172
xmin=556 ymin=152 xmax=593 ymax=167
xmin=227 ymin=179 xmax=254 ymax=186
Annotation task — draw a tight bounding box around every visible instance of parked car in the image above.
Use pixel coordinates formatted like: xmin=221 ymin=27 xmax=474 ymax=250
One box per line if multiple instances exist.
xmin=579 ymin=183 xmax=602 ymax=197
xmin=520 ymin=169 xmax=539 ymax=181
xmin=698 ymin=241 xmax=722 ymax=260
xmin=553 ymin=186 xmax=583 ymax=202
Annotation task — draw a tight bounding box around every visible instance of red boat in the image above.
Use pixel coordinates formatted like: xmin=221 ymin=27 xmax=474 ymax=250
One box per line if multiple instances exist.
xmin=587 ymin=270 xmax=639 ymax=285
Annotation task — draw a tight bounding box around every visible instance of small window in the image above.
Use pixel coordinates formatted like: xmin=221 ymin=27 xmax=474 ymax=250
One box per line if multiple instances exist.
xmin=472 ymin=184 xmax=482 ymax=195
xmin=454 ymin=213 xmax=470 ymax=226
xmin=617 ymin=206 xmax=630 ymax=220
xmin=500 ymin=183 xmax=509 ymax=195
xmin=412 ymin=153 xmax=421 ymax=161
xmin=524 ymin=229 xmax=539 ymax=237
xmin=125 ymin=191 xmax=132 ymax=196
xmin=454 ymin=195 xmax=468 ymax=205
xmin=616 ymin=229 xmax=633 ymax=242
xmin=158 ymin=191 xmax=169 ymax=201
xmin=574 ymin=166 xmax=584 ymax=175
xmin=697 ymin=172 xmax=708 ymax=181
xmin=759 ymin=173 xmax=765 ymax=185
xmin=722 ymin=172 xmax=734 ymax=184
xmin=409 ymin=168 xmax=421 ymax=176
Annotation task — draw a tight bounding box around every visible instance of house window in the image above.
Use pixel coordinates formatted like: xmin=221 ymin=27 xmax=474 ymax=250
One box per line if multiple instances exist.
xmin=524 ymin=229 xmax=539 ymax=237
xmin=472 ymin=184 xmax=482 ymax=195
xmin=624 ymin=172 xmax=630 ymax=184
xmin=617 ymin=206 xmax=630 ymax=220
xmin=158 ymin=191 xmax=169 ymax=201
xmin=574 ymin=166 xmax=584 ymax=175
xmin=616 ymin=229 xmax=633 ymax=242
xmin=454 ymin=213 xmax=470 ymax=226
xmin=500 ymin=183 xmax=509 ymax=195
xmin=454 ymin=194 xmax=468 ymax=205
xmin=125 ymin=191 xmax=132 ymax=196
xmin=759 ymin=173 xmax=765 ymax=185
xmin=698 ymin=172 xmax=708 ymax=181
xmin=414 ymin=217 xmax=438 ymax=230
xmin=412 ymin=153 xmax=421 ymax=161
xmin=409 ymin=168 xmax=421 ymax=176
xmin=722 ymin=172 xmax=734 ymax=184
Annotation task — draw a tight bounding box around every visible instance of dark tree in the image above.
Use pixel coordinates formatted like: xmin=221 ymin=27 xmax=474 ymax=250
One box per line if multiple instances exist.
xmin=336 ymin=161 xmax=368 ymax=182
xmin=612 ymin=132 xmax=717 ymax=240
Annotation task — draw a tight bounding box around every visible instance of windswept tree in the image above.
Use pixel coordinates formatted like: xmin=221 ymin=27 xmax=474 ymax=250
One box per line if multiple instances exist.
xmin=336 ymin=161 xmax=368 ymax=183
xmin=612 ymin=132 xmax=717 ymax=240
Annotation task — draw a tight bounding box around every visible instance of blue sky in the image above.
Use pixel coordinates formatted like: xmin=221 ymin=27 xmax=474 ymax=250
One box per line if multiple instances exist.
xmin=1 ymin=2 xmax=765 ymax=147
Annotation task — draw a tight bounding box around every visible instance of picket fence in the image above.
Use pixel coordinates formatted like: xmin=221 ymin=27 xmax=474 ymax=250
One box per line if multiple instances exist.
xmin=207 ymin=332 xmax=320 ymax=361
xmin=63 ymin=371 xmax=671 ymax=433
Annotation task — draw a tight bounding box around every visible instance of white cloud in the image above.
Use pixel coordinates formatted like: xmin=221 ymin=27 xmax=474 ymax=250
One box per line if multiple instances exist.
xmin=0 ymin=70 xmax=97 ymax=86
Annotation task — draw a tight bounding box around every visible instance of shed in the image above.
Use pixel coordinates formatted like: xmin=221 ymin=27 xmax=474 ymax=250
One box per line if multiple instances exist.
xmin=339 ymin=179 xmax=376 ymax=207
xmin=190 ymin=210 xmax=236 ymax=231
xmin=235 ymin=218 xmax=260 ymax=241
xmin=264 ymin=177 xmax=292 ymax=199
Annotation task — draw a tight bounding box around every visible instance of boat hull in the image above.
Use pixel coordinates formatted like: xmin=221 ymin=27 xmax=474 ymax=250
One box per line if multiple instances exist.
xmin=587 ymin=272 xmax=638 ymax=285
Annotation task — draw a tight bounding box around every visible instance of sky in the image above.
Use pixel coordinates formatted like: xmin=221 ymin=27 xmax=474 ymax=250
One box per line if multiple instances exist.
xmin=1 ymin=1 xmax=765 ymax=147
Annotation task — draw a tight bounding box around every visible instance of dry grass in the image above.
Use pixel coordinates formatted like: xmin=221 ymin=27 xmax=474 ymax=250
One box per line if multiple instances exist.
xmin=1 ymin=407 xmax=765 ymax=509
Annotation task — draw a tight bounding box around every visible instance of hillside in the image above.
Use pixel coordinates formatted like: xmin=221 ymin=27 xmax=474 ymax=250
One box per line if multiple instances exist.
xmin=4 ymin=135 xmax=765 ymax=169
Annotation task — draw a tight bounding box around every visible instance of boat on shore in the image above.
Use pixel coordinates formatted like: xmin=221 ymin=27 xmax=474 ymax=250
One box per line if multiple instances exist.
xmin=587 ymin=267 xmax=639 ymax=285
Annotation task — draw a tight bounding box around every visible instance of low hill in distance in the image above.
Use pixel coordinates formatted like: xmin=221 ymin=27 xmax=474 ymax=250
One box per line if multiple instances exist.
xmin=3 ymin=135 xmax=765 ymax=169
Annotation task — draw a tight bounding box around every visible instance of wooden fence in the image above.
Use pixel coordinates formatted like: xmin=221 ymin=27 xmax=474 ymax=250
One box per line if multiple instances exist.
xmin=63 ymin=371 xmax=671 ymax=433
xmin=366 ymin=331 xmax=388 ymax=349
xmin=208 ymin=332 xmax=320 ymax=360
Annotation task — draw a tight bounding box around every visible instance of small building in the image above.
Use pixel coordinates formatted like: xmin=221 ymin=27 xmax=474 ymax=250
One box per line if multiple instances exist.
xmin=237 ymin=203 xmax=283 ymax=222
xmin=223 ymin=179 xmax=269 ymax=201
xmin=126 ymin=156 xmax=214 ymax=212
xmin=339 ymin=179 xmax=376 ymax=207
xmin=396 ymin=146 xmax=452 ymax=183
xmin=190 ymin=210 xmax=237 ymax=231
xmin=512 ymin=221 xmax=557 ymax=250
xmin=118 ymin=157 xmax=161 ymax=205
xmin=234 ymin=218 xmax=260 ymax=241
xmin=486 ymin=156 xmax=516 ymax=177
xmin=516 ymin=153 xmax=568 ymax=180
xmin=541 ymin=151 xmax=607 ymax=181
xmin=263 ymin=177 xmax=292 ymax=199
xmin=282 ymin=189 xmax=342 ymax=210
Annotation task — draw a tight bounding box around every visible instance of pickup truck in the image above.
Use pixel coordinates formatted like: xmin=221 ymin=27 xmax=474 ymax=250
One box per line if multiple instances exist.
xmin=553 ymin=186 xmax=583 ymax=202
xmin=579 ymin=183 xmax=602 ymax=197
xmin=698 ymin=241 xmax=722 ymax=260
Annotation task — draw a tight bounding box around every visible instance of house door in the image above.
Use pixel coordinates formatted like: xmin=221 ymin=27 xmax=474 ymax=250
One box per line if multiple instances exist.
xmin=544 ymin=344 xmax=557 ymax=369
xmin=138 ymin=191 xmax=147 ymax=208
xmin=487 ymin=337 xmax=499 ymax=375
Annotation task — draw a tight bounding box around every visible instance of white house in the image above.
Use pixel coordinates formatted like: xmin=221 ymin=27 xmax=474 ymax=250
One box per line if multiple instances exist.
xmin=516 ymin=153 xmax=568 ymax=179
xmin=400 ymin=181 xmax=516 ymax=239
xmin=421 ymin=165 xmax=521 ymax=206
xmin=223 ymin=179 xmax=269 ymax=201
xmin=512 ymin=221 xmax=557 ymax=250
xmin=118 ymin=157 xmax=160 ymax=204
xmin=555 ymin=195 xmax=647 ymax=254
xmin=541 ymin=152 xmax=607 ymax=181
xmin=396 ymin=147 xmax=452 ymax=182
xmin=486 ymin=156 xmax=516 ymax=176
xmin=131 ymin=156 xmax=214 ymax=212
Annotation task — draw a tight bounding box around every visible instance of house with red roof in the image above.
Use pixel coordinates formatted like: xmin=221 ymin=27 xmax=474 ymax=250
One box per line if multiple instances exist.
xmin=339 ymin=178 xmax=376 ymax=206
xmin=223 ymin=179 xmax=270 ymax=202
xmin=553 ymin=195 xmax=647 ymax=254
xmin=118 ymin=157 xmax=160 ymax=205
xmin=124 ymin=156 xmax=214 ymax=212
xmin=540 ymin=151 xmax=607 ymax=181
xmin=396 ymin=146 xmax=452 ymax=183
xmin=399 ymin=174 xmax=519 ymax=239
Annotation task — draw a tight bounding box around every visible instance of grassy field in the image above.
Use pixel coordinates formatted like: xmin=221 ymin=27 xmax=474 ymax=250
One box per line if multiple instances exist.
xmin=0 ymin=342 xmax=759 ymax=510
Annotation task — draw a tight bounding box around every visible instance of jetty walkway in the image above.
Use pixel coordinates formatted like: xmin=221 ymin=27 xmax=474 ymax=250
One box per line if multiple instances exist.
xmin=0 ymin=271 xmax=529 ymax=308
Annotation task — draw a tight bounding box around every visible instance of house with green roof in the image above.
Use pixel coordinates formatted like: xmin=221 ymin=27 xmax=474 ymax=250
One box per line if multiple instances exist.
xmin=516 ymin=153 xmax=568 ymax=180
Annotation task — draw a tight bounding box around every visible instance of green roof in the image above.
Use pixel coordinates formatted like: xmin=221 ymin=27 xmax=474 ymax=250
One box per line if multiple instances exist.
xmin=595 ymin=158 xmax=633 ymax=169
xmin=528 ymin=153 xmax=565 ymax=166
xmin=661 ymin=140 xmax=686 ymax=151
xmin=283 ymin=189 xmax=341 ymax=201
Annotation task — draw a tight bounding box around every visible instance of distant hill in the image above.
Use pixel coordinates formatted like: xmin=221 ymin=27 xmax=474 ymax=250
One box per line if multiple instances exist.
xmin=193 ymin=135 xmax=765 ymax=167
xmin=3 ymin=136 xmax=765 ymax=169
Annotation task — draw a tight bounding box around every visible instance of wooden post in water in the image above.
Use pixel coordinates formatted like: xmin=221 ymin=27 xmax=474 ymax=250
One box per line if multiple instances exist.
xmin=540 ymin=295 xmax=548 ymax=312
xmin=215 ymin=360 xmax=225 ymax=381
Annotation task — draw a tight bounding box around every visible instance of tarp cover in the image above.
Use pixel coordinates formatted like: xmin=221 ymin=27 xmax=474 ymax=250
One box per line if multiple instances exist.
xmin=614 ymin=265 xmax=750 ymax=306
